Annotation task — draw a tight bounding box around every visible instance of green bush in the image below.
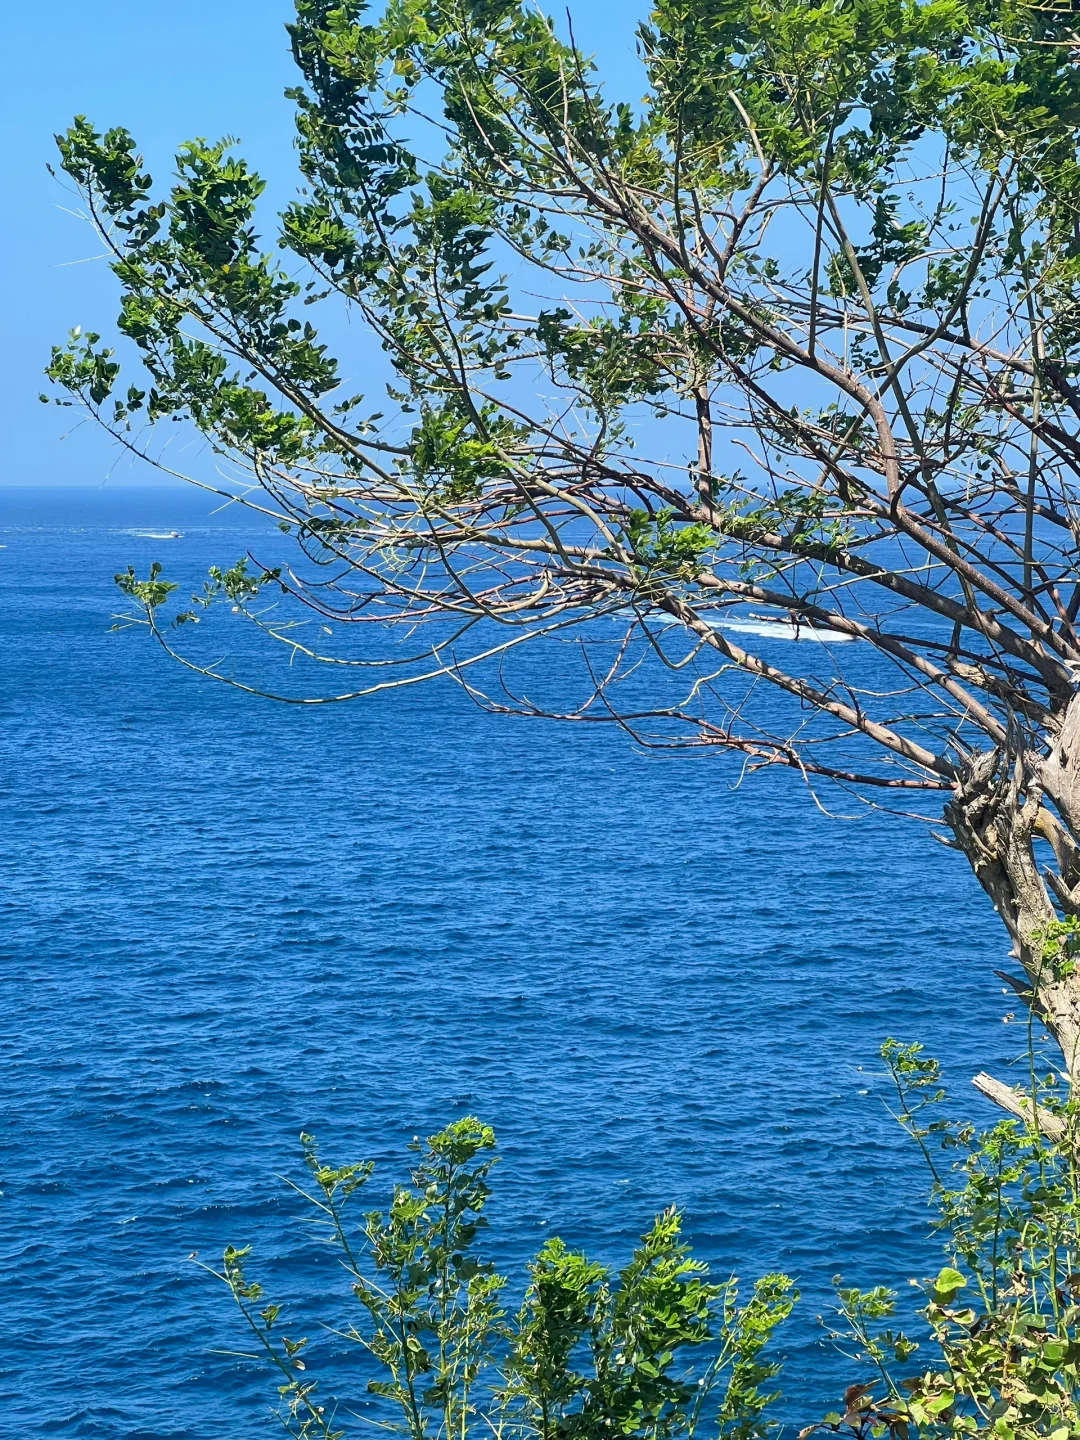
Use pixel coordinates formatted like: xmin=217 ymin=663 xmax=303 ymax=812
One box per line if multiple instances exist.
xmin=213 ymin=1045 xmax=1080 ymax=1440
xmin=215 ymin=1117 xmax=793 ymax=1440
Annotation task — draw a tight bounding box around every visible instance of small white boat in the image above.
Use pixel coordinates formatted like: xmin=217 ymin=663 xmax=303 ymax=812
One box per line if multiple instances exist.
xmin=132 ymin=530 xmax=183 ymax=540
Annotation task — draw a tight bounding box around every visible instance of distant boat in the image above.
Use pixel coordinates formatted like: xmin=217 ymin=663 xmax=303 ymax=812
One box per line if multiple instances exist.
xmin=132 ymin=530 xmax=183 ymax=540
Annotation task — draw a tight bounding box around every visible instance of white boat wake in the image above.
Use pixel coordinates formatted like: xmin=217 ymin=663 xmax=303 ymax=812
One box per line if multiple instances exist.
xmin=720 ymin=619 xmax=855 ymax=643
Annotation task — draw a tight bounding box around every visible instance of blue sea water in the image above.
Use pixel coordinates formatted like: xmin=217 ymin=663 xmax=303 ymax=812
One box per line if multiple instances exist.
xmin=0 ymin=486 xmax=1016 ymax=1439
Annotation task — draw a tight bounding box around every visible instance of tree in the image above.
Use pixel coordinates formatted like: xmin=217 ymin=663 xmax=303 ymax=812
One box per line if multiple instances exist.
xmin=46 ymin=0 xmax=1080 ymax=1110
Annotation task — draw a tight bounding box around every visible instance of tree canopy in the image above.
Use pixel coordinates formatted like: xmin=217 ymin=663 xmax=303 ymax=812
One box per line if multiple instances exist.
xmin=46 ymin=0 xmax=1080 ymax=1099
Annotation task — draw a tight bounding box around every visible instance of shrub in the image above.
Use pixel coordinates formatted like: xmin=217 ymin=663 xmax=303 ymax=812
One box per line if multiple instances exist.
xmin=212 ymin=1044 xmax=1080 ymax=1440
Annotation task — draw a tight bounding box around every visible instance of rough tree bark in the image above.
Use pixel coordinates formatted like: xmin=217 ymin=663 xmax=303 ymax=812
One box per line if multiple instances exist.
xmin=949 ymin=696 xmax=1080 ymax=1099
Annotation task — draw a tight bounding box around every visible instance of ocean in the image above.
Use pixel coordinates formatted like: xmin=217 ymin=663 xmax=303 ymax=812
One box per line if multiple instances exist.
xmin=0 ymin=485 xmax=1012 ymax=1438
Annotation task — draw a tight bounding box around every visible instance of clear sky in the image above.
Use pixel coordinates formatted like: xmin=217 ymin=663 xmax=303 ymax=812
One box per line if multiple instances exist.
xmin=1 ymin=1 xmax=651 ymax=486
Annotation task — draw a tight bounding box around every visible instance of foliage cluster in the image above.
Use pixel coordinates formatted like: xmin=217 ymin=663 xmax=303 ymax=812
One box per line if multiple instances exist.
xmin=821 ymin=1042 xmax=1080 ymax=1440
xmin=216 ymin=1044 xmax=1080 ymax=1440
xmin=42 ymin=0 xmax=1080 ymax=814
xmin=217 ymin=1117 xmax=794 ymax=1440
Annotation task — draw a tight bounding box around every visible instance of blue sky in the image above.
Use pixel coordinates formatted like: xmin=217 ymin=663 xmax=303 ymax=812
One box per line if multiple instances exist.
xmin=2 ymin=0 xmax=651 ymax=486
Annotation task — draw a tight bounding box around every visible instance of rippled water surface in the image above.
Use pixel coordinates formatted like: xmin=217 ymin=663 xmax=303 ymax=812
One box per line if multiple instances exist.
xmin=0 ymin=487 xmax=1013 ymax=1438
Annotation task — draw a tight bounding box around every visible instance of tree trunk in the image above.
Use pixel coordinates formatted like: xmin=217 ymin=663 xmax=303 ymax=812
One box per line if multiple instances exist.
xmin=946 ymin=691 xmax=1080 ymax=1102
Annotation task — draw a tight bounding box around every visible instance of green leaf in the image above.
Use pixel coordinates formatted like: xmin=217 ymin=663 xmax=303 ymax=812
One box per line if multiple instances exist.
xmin=932 ymin=1266 xmax=966 ymax=1300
